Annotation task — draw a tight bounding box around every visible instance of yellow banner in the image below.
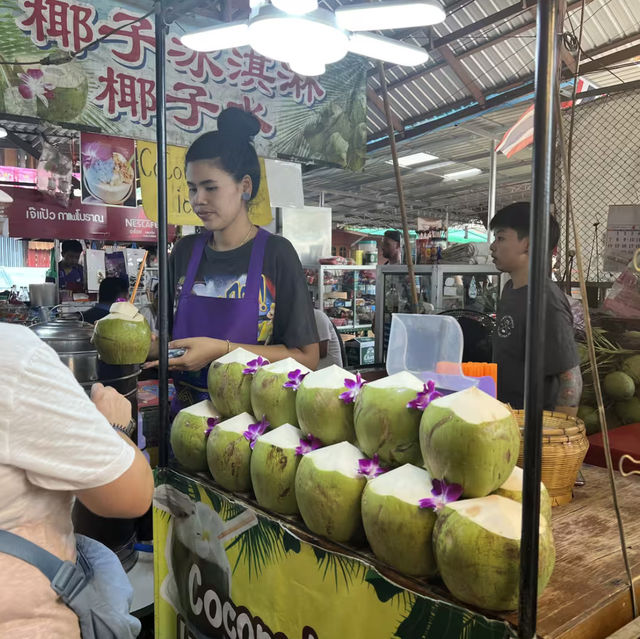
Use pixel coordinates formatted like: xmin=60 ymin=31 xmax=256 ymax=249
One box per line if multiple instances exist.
xmin=153 ymin=469 xmax=513 ymax=639
xmin=138 ymin=143 xmax=272 ymax=227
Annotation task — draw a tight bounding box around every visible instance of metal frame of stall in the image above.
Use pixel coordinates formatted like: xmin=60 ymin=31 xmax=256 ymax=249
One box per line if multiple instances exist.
xmin=152 ymin=1 xmax=559 ymax=637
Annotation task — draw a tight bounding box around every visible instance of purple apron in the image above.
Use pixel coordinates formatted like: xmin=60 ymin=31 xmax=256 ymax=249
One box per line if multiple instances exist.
xmin=171 ymin=227 xmax=269 ymax=411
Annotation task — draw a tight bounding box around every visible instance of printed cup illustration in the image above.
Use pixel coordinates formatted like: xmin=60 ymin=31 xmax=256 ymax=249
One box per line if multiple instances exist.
xmin=84 ymin=150 xmax=134 ymax=205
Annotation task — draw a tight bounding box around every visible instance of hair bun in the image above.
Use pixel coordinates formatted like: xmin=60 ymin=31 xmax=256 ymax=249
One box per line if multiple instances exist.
xmin=217 ymin=107 xmax=261 ymax=142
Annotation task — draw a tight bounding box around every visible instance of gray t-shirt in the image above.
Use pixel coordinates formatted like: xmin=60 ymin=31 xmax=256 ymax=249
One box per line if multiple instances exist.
xmin=493 ymin=279 xmax=579 ymax=410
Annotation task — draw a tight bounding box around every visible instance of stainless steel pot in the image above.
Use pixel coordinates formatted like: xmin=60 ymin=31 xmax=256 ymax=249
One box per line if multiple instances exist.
xmin=31 ymin=317 xmax=95 ymax=354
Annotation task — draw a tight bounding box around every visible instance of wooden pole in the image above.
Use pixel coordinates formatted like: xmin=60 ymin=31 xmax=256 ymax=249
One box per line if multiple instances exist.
xmin=377 ymin=61 xmax=419 ymax=313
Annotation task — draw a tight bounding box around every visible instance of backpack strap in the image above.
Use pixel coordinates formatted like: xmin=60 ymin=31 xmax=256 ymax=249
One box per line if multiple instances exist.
xmin=0 ymin=530 xmax=88 ymax=600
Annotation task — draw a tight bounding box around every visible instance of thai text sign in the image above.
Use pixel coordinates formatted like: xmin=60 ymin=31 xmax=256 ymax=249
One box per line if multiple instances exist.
xmin=0 ymin=0 xmax=368 ymax=169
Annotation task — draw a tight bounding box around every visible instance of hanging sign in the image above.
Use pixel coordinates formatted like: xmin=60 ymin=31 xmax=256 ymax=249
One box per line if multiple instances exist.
xmin=0 ymin=0 xmax=367 ymax=169
xmin=153 ymin=469 xmax=515 ymax=639
xmin=2 ymin=186 xmax=171 ymax=241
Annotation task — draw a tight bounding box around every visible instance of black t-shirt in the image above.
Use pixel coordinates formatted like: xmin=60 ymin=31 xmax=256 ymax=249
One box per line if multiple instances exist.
xmin=493 ymin=279 xmax=579 ymax=410
xmin=169 ymin=232 xmax=318 ymax=348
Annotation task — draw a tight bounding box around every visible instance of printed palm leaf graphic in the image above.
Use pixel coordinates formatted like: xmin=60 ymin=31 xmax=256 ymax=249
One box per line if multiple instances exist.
xmin=365 ymin=569 xmax=413 ymax=610
xmin=311 ymin=546 xmax=366 ymax=591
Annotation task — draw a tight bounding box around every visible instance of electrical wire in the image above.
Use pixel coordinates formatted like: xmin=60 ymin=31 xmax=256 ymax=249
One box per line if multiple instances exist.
xmin=0 ymin=3 xmax=157 ymax=65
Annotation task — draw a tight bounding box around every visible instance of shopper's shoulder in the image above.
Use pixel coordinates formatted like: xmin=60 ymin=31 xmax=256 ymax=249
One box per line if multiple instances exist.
xmin=0 ymin=322 xmax=41 ymax=354
xmin=546 ymin=279 xmax=571 ymax=306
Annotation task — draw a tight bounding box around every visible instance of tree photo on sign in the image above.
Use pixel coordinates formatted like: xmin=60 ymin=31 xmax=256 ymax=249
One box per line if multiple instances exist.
xmin=0 ymin=0 xmax=368 ymax=169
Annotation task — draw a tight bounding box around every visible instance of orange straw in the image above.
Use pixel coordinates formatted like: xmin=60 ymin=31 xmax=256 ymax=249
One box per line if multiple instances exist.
xmin=129 ymin=250 xmax=148 ymax=304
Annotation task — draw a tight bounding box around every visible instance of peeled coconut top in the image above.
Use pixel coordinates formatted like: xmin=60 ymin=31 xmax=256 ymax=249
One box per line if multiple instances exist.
xmin=257 ymin=423 xmax=303 ymax=449
xmin=429 ymin=386 xmax=511 ymax=423
xmin=367 ymin=464 xmax=432 ymax=506
xmin=217 ymin=412 xmax=255 ymax=433
xmin=179 ymin=399 xmax=219 ymax=419
xmin=304 ymin=441 xmax=363 ymax=478
xmin=445 ymin=494 xmax=549 ymax=540
xmin=212 ymin=347 xmax=259 ymax=367
xmin=101 ymin=301 xmax=145 ymax=323
xmin=301 ymin=364 xmax=356 ymax=389
xmin=262 ymin=357 xmax=311 ymax=375
xmin=367 ymin=371 xmax=424 ymax=392
xmin=500 ymin=466 xmax=546 ymax=492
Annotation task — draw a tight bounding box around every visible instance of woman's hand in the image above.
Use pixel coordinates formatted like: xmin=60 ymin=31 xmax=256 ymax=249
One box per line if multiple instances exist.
xmin=143 ymin=337 xmax=226 ymax=371
xmin=91 ymin=382 xmax=132 ymax=427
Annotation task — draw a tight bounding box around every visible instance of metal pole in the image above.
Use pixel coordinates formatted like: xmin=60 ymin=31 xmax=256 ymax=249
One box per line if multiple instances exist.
xmin=487 ymin=139 xmax=498 ymax=228
xmin=155 ymin=0 xmax=170 ymax=468
xmin=377 ymin=62 xmax=418 ymax=312
xmin=518 ymin=0 xmax=559 ymax=637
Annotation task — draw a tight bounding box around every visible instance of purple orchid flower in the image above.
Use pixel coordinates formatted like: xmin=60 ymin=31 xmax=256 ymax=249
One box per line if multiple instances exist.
xmin=419 ymin=478 xmax=463 ymax=512
xmin=204 ymin=417 xmax=220 ymax=438
xmin=339 ymin=373 xmax=365 ymax=404
xmin=356 ymin=454 xmax=388 ymax=480
xmin=18 ymin=69 xmax=55 ymax=106
xmin=242 ymin=416 xmax=269 ymax=449
xmin=242 ymin=356 xmax=269 ymax=376
xmin=295 ymin=434 xmax=323 ymax=456
xmin=283 ymin=369 xmax=308 ymax=391
xmin=407 ymin=380 xmax=442 ymax=411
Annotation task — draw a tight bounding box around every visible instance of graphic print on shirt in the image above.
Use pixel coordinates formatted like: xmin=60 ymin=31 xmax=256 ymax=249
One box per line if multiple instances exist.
xmin=497 ymin=314 xmax=515 ymax=338
xmin=175 ymin=273 xmax=276 ymax=343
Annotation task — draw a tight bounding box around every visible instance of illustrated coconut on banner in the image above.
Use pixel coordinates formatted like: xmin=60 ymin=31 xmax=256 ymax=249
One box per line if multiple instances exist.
xmin=494 ymin=466 xmax=552 ymax=524
xmin=295 ymin=441 xmax=367 ymax=543
xmin=361 ymin=464 xmax=438 ymax=577
xmin=93 ymin=301 xmax=151 ymax=365
xmin=250 ymin=358 xmax=311 ymax=428
xmin=207 ymin=348 xmax=264 ymax=418
xmin=250 ymin=423 xmax=304 ymax=515
xmin=420 ymin=387 xmax=520 ymax=498
xmin=296 ymin=365 xmax=360 ymax=444
xmin=354 ymin=371 xmax=426 ymax=467
xmin=206 ymin=412 xmax=256 ymax=492
xmin=170 ymin=400 xmax=220 ymax=473
xmin=433 ymin=494 xmax=556 ymax=611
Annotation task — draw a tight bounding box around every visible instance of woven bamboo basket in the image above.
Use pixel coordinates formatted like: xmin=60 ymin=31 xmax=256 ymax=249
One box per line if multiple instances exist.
xmin=513 ymin=410 xmax=589 ymax=507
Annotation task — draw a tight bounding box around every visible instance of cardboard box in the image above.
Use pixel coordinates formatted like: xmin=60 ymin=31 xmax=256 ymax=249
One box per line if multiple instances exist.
xmin=345 ymin=337 xmax=375 ymax=367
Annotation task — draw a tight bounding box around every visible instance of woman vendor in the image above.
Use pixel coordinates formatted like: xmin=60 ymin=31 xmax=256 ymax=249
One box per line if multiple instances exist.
xmin=147 ymin=107 xmax=318 ymax=409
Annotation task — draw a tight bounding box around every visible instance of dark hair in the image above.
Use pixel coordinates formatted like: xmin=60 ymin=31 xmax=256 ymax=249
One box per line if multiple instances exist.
xmin=61 ymin=239 xmax=83 ymax=255
xmin=489 ymin=202 xmax=560 ymax=251
xmin=185 ymin=107 xmax=261 ymax=199
xmin=98 ymin=276 xmax=129 ymax=303
xmin=384 ymin=230 xmax=401 ymax=243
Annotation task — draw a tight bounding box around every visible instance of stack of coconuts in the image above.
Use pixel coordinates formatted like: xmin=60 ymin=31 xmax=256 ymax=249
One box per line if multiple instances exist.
xmin=171 ymin=348 xmax=556 ymax=612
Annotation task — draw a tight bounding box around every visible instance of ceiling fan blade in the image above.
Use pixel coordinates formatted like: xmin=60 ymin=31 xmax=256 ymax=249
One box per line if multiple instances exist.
xmin=180 ymin=21 xmax=250 ymax=52
xmin=336 ymin=1 xmax=446 ymax=32
xmin=348 ymin=33 xmax=430 ymax=66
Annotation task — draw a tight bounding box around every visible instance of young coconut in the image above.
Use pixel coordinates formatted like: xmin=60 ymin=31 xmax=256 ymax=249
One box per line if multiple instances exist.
xmin=420 ymin=387 xmax=520 ymax=497
xmin=250 ymin=423 xmax=304 ymax=515
xmin=361 ymin=464 xmax=438 ymax=577
xmin=295 ymin=441 xmax=367 ymax=543
xmin=170 ymin=400 xmax=220 ymax=472
xmin=354 ymin=371 xmax=426 ymax=467
xmin=250 ymin=358 xmax=311 ymax=428
xmin=206 ymin=412 xmax=255 ymax=492
xmin=433 ymin=495 xmax=555 ymax=611
xmin=494 ymin=466 xmax=552 ymax=524
xmin=207 ymin=348 xmax=263 ymax=418
xmin=296 ymin=365 xmax=359 ymax=444
xmin=93 ymin=301 xmax=151 ymax=365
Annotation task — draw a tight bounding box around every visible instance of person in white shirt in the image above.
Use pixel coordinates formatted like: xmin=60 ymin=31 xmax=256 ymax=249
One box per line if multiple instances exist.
xmin=0 ymin=323 xmax=153 ymax=638
xmin=313 ymin=309 xmax=343 ymax=368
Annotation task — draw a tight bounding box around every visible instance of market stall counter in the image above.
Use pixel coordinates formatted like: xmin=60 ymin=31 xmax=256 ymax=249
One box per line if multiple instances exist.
xmin=153 ymin=464 xmax=640 ymax=639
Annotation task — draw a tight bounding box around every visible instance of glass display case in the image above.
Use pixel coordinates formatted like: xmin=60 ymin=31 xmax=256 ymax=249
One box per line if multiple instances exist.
xmin=374 ymin=264 xmax=503 ymax=362
xmin=304 ymin=265 xmax=377 ymax=332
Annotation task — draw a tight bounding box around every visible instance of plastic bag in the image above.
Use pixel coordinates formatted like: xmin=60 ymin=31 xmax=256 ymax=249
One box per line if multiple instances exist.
xmin=602 ymin=259 xmax=640 ymax=319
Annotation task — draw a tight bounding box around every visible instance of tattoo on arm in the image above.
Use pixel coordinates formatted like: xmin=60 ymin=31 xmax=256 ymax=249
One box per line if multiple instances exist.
xmin=556 ymin=365 xmax=583 ymax=408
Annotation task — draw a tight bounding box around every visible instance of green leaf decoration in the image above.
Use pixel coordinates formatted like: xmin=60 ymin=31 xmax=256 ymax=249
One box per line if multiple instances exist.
xmin=364 ymin=569 xmax=404 ymax=603
xmin=282 ymin=531 xmax=301 ymax=554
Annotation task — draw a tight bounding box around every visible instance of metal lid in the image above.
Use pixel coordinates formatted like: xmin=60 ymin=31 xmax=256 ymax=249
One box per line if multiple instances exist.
xmin=31 ymin=318 xmax=96 ymax=352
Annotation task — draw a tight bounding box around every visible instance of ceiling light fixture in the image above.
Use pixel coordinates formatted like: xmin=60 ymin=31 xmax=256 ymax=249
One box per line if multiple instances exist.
xmin=389 ymin=152 xmax=439 ymax=167
xmin=0 ymin=127 xmax=7 ymax=139
xmin=335 ymin=1 xmax=446 ymax=32
xmin=180 ymin=1 xmax=445 ymax=76
xmin=443 ymin=168 xmax=482 ymax=182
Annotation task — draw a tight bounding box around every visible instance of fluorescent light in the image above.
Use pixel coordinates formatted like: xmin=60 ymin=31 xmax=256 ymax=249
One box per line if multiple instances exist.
xmin=336 ymin=1 xmax=446 ymax=32
xmin=443 ymin=168 xmax=482 ymax=182
xmin=180 ymin=21 xmax=250 ymax=52
xmin=272 ymin=0 xmax=318 ymax=15
xmin=289 ymin=58 xmax=326 ymax=77
xmin=0 ymin=127 xmax=7 ymax=139
xmin=348 ymin=32 xmax=429 ymax=66
xmin=390 ymin=152 xmax=439 ymax=167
